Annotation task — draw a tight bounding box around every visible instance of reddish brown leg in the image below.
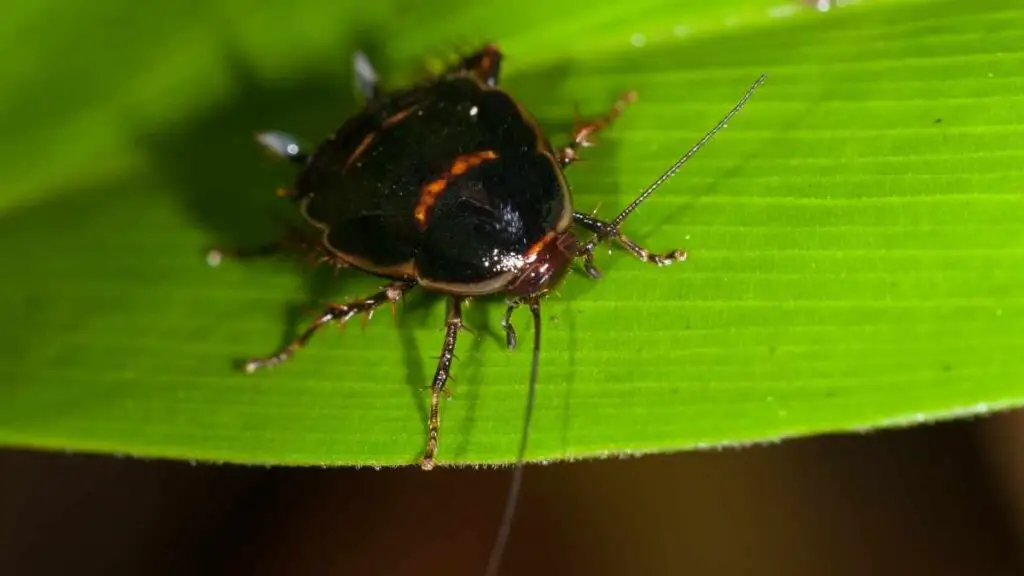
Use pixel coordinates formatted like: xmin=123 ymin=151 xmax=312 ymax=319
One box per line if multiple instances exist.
xmin=453 ymin=44 xmax=503 ymax=86
xmin=206 ymin=240 xmax=287 ymax=267
xmin=205 ymin=218 xmax=341 ymax=268
xmin=242 ymin=281 xmax=415 ymax=373
xmin=421 ymin=297 xmax=465 ymax=470
xmin=557 ymin=91 xmax=638 ymax=167
xmin=573 ymin=211 xmax=686 ymax=278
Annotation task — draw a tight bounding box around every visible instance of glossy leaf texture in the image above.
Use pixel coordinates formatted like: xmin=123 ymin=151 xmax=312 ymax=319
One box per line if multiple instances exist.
xmin=1 ymin=0 xmax=1023 ymax=467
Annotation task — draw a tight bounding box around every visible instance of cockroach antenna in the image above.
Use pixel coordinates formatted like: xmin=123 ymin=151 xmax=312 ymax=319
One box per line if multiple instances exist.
xmin=483 ymin=73 xmax=767 ymax=576
xmin=583 ymin=73 xmax=767 ymax=257
xmin=484 ymin=299 xmax=541 ymax=576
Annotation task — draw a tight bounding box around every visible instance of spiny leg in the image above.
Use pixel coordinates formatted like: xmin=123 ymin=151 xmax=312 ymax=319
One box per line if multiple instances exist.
xmin=557 ymin=91 xmax=638 ymax=167
xmin=242 ymin=280 xmax=415 ymax=373
xmin=255 ymin=130 xmax=308 ymax=165
xmin=452 ymin=44 xmax=502 ymax=87
xmin=501 ymin=298 xmax=523 ymax=350
xmin=206 ymin=219 xmax=332 ymax=267
xmin=206 ymin=240 xmax=287 ymax=267
xmin=421 ymin=297 xmax=465 ymax=470
xmin=573 ymin=211 xmax=686 ymax=278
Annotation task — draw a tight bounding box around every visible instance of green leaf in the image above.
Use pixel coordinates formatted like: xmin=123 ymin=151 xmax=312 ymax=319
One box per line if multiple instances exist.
xmin=2 ymin=0 xmax=1023 ymax=467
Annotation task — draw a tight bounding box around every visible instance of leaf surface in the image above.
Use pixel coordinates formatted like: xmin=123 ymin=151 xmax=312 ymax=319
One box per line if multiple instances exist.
xmin=1 ymin=0 xmax=1022 ymax=466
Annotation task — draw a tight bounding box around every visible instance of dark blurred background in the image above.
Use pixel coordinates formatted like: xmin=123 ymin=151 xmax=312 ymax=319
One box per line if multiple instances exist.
xmin=3 ymin=409 xmax=1023 ymax=576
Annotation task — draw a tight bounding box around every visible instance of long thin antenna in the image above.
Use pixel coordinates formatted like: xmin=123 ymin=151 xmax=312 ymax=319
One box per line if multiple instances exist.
xmin=585 ymin=74 xmax=767 ymax=251
xmin=484 ymin=74 xmax=766 ymax=574
xmin=485 ymin=300 xmax=542 ymax=576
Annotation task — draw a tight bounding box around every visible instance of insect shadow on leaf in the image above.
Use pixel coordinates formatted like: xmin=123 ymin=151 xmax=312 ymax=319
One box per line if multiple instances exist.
xmin=140 ymin=36 xmax=446 ymax=426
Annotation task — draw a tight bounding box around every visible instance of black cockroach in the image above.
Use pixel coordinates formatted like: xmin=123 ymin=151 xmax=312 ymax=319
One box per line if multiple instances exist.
xmin=210 ymin=44 xmax=764 ymax=575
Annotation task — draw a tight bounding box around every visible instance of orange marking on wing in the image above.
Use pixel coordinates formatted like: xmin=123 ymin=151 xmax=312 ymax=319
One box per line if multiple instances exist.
xmin=414 ymin=150 xmax=498 ymax=228
xmin=344 ymin=132 xmax=376 ymax=170
xmin=525 ymin=231 xmax=556 ymax=262
xmin=382 ymin=104 xmax=421 ymax=129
